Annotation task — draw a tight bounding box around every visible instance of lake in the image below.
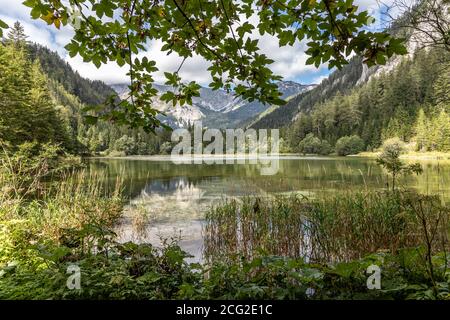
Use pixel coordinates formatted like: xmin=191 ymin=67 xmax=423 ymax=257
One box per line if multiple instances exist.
xmin=87 ymin=156 xmax=450 ymax=262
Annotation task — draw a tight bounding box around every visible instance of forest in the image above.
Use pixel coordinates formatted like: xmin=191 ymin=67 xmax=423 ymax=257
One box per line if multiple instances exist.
xmin=283 ymin=48 xmax=450 ymax=155
xmin=0 ymin=22 xmax=173 ymax=157
xmin=2 ymin=21 xmax=448 ymax=159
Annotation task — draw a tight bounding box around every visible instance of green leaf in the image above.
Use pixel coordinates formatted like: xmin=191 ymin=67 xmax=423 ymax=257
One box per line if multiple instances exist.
xmin=84 ymin=115 xmax=99 ymax=125
xmin=0 ymin=19 xmax=8 ymax=29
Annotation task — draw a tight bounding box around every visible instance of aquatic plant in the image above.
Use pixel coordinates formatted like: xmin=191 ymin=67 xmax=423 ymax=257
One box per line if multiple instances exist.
xmin=204 ymin=191 xmax=450 ymax=264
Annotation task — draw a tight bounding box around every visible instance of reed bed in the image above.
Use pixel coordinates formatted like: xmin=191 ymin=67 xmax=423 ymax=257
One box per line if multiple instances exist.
xmin=0 ymin=169 xmax=124 ymax=250
xmin=204 ymin=196 xmax=309 ymax=262
xmin=204 ymin=191 xmax=450 ymax=264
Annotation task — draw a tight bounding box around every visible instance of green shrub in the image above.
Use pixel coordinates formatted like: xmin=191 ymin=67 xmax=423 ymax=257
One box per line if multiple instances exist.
xmin=1 ymin=143 xmax=449 ymax=300
xmin=298 ymin=133 xmax=332 ymax=155
xmin=377 ymin=138 xmax=423 ymax=190
xmin=159 ymin=141 xmax=173 ymax=155
xmin=335 ymin=135 xmax=365 ymax=156
xmin=112 ymin=135 xmax=136 ymax=156
xmin=1 ymin=239 xmax=450 ymax=300
xmin=0 ymin=142 xmax=81 ymax=199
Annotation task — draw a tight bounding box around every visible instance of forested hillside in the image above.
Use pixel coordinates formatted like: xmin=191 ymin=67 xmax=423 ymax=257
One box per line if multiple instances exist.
xmin=249 ymin=0 xmax=450 ymax=156
xmin=283 ymin=48 xmax=450 ymax=154
xmin=28 ymin=44 xmax=115 ymax=107
xmin=249 ymin=35 xmax=449 ymax=155
xmin=250 ymin=57 xmax=364 ymax=130
xmin=2 ymin=13 xmax=449 ymax=158
xmin=0 ymin=23 xmax=173 ymax=156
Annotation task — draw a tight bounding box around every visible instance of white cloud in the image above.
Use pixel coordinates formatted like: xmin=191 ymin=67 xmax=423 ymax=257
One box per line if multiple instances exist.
xmin=65 ymin=56 xmax=128 ymax=84
xmin=0 ymin=2 xmax=329 ymax=85
xmin=311 ymin=75 xmax=328 ymax=85
xmin=144 ymin=40 xmax=212 ymax=85
xmin=258 ymin=33 xmax=329 ymax=82
xmin=0 ymin=14 xmax=54 ymax=47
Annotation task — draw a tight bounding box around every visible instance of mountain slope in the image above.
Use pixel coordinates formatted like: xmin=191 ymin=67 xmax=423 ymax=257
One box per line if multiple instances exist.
xmin=280 ymin=47 xmax=450 ymax=153
xmin=250 ymin=56 xmax=365 ymax=129
xmin=111 ymin=81 xmax=314 ymax=129
xmin=28 ymin=44 xmax=116 ymax=106
xmin=248 ymin=13 xmax=424 ymax=130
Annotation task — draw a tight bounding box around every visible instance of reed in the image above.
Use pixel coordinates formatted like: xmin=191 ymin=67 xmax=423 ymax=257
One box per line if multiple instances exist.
xmin=204 ymin=196 xmax=308 ymax=262
xmin=0 ymin=168 xmax=124 ymax=253
xmin=203 ymin=191 xmax=450 ymax=264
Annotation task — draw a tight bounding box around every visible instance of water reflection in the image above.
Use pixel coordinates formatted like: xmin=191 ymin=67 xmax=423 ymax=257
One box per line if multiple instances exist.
xmin=88 ymin=156 xmax=450 ymax=262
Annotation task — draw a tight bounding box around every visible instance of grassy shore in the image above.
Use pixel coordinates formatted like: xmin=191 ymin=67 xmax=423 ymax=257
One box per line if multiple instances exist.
xmin=356 ymin=151 xmax=450 ymax=161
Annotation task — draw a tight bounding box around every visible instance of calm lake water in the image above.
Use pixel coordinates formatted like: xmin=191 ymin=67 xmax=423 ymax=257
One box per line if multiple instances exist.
xmin=87 ymin=156 xmax=450 ymax=261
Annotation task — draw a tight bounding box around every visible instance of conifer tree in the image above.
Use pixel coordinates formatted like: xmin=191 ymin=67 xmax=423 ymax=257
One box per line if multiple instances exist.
xmin=0 ymin=43 xmax=33 ymax=145
xmin=434 ymin=109 xmax=450 ymax=152
xmin=7 ymin=21 xmax=28 ymax=46
xmin=415 ymin=109 xmax=429 ymax=151
xmin=433 ymin=63 xmax=450 ymax=109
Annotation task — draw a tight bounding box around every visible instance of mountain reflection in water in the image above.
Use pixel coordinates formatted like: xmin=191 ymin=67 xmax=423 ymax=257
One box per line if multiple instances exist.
xmin=87 ymin=156 xmax=450 ymax=262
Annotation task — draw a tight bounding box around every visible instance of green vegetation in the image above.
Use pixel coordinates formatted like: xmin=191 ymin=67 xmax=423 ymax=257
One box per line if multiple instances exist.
xmin=0 ymin=0 xmax=449 ymax=302
xmin=204 ymin=192 xmax=449 ymax=263
xmin=258 ymin=48 xmax=450 ymax=156
xmin=415 ymin=108 xmax=450 ymax=152
xmin=0 ymin=122 xmax=447 ymax=301
xmin=376 ymin=138 xmax=423 ymax=191
xmin=19 ymin=0 xmax=407 ymax=133
xmin=1 ymin=164 xmax=449 ymax=299
xmin=0 ymin=28 xmax=174 ymax=157
xmin=0 ymin=38 xmax=72 ymax=150
xmin=335 ymin=135 xmax=365 ymax=156
xmin=3 ymin=238 xmax=450 ymax=300
xmin=298 ymin=133 xmax=332 ymax=156
xmin=0 ymin=135 xmax=449 ymax=300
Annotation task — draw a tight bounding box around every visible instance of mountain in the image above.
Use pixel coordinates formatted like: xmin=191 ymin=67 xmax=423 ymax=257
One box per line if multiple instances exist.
xmin=7 ymin=42 xmax=315 ymax=157
xmin=28 ymin=44 xmax=116 ymax=106
xmin=23 ymin=43 xmax=316 ymax=156
xmin=251 ymin=25 xmax=450 ymax=153
xmin=248 ymin=5 xmax=448 ymax=132
xmin=111 ymin=81 xmax=315 ymax=129
xmin=249 ymin=57 xmax=365 ymax=129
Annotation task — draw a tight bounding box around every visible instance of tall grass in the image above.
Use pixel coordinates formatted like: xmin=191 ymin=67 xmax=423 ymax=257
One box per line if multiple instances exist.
xmin=204 ymin=191 xmax=450 ymax=264
xmin=25 ymin=170 xmax=124 ymax=242
xmin=0 ymin=166 xmax=124 ymax=266
xmin=204 ymin=196 xmax=308 ymax=262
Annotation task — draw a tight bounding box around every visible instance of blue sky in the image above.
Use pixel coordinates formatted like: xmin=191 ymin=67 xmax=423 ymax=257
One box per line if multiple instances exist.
xmin=0 ymin=0 xmax=405 ymax=86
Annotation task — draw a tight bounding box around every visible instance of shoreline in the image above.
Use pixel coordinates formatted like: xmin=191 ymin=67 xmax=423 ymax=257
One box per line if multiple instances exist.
xmin=87 ymin=152 xmax=450 ymax=162
xmin=355 ymin=151 xmax=450 ymax=161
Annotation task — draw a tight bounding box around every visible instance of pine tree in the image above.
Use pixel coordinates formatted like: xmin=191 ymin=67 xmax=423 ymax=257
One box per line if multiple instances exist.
xmin=434 ymin=109 xmax=450 ymax=152
xmin=7 ymin=21 xmax=28 ymax=46
xmin=414 ymin=109 xmax=429 ymax=151
xmin=0 ymin=43 xmax=33 ymax=145
xmin=433 ymin=62 xmax=450 ymax=109
xmin=0 ymin=41 xmax=72 ymax=149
